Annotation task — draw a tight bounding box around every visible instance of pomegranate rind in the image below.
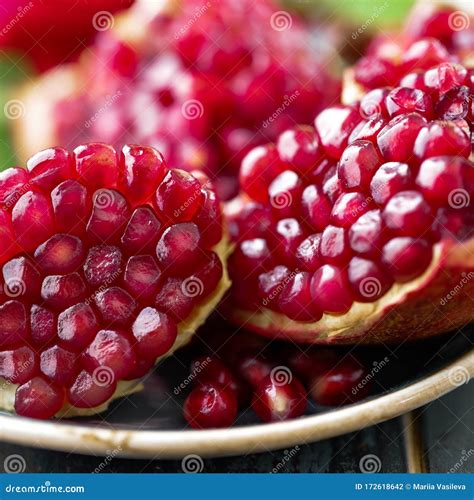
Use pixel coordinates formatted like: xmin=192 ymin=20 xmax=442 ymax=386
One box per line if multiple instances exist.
xmin=0 ymin=235 xmax=231 ymax=417
xmin=226 ymin=238 xmax=474 ymax=344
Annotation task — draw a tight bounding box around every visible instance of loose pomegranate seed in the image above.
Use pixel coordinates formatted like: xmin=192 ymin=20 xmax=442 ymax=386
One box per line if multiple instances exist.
xmin=34 ymin=234 xmax=84 ymax=274
xmin=74 ymin=143 xmax=119 ymax=190
xmin=184 ymin=383 xmax=238 ymax=429
xmin=27 ymin=147 xmax=72 ymax=191
xmin=57 ymin=303 xmax=98 ymax=351
xmin=234 ymin=353 xmax=274 ymax=388
xmin=310 ymin=265 xmax=353 ymax=314
xmin=132 ymin=307 xmax=177 ymax=361
xmin=310 ymin=357 xmax=370 ymax=406
xmin=287 ymin=348 xmax=340 ymax=384
xmin=252 ymin=374 xmax=307 ymax=422
xmin=0 ymin=346 xmax=38 ymax=384
xmin=382 ymin=237 xmax=432 ymax=282
xmin=15 ymin=377 xmax=65 ymax=419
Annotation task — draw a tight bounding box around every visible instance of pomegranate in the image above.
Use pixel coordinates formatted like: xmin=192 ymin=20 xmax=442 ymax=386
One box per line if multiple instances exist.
xmin=225 ymin=37 xmax=474 ymax=344
xmin=0 ymin=143 xmax=230 ymax=419
xmin=13 ymin=0 xmax=340 ymax=200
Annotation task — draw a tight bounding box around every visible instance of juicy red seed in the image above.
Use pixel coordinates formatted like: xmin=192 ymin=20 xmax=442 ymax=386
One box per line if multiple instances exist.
xmin=2 ymin=256 xmax=41 ymax=300
xmin=301 ymin=184 xmax=331 ymax=231
xmin=370 ymin=162 xmax=413 ymax=206
xmin=338 ymin=140 xmax=381 ymax=192
xmin=399 ymin=71 xmax=426 ymax=90
xmin=15 ymin=377 xmax=65 ymax=419
xmin=83 ymin=245 xmax=122 ymax=287
xmin=154 ymin=276 xmax=195 ymax=321
xmin=74 ymin=143 xmax=119 ymax=190
xmin=314 ymin=106 xmax=362 ymax=159
xmin=382 ymin=191 xmax=433 ymax=237
xmin=12 ymin=191 xmax=54 ymax=252
xmin=123 ymin=255 xmax=161 ymax=300
xmin=277 ymin=126 xmax=322 ymax=173
xmin=320 ymin=226 xmax=351 ymax=265
xmin=272 ymin=218 xmax=304 ymax=266
xmin=414 ymin=121 xmax=470 ymax=160
xmin=30 ymin=305 xmax=56 ymax=345
xmin=416 ymin=156 xmax=470 ymax=207
xmin=310 ymin=265 xmax=353 ymax=314
xmin=194 ymin=188 xmax=223 ymax=248
xmin=0 ymin=346 xmax=37 ymax=384
xmin=155 ymin=169 xmax=202 ymax=222
xmin=83 ymin=329 xmax=136 ymax=380
xmin=239 ymin=144 xmax=285 ymax=203
xmin=41 ymin=273 xmax=87 ymax=310
xmin=385 ymin=87 xmax=434 ymax=118
xmin=40 ymin=345 xmax=77 ymax=385
xmin=234 ymin=353 xmax=273 ymax=388
xmin=121 ymin=206 xmax=162 ymax=255
xmin=132 ymin=307 xmax=177 ymax=361
xmin=359 ymin=88 xmax=389 ymax=119
xmin=322 ymin=167 xmax=344 ymax=204
xmin=34 ymin=234 xmax=84 ymax=274
xmin=436 ymin=86 xmax=470 ymax=120
xmin=192 ymin=251 xmax=223 ymax=298
xmin=27 ymin=147 xmax=72 ymax=191
xmin=377 ymin=113 xmax=426 ymax=162
xmin=120 ymin=144 xmax=167 ymax=205
xmin=382 ymin=237 xmax=433 ymax=282
xmin=296 ymin=234 xmax=321 ymax=272
xmin=331 ymin=192 xmax=370 ymax=228
xmin=58 ymin=303 xmax=98 ymax=351
xmin=0 ymin=210 xmax=18 ymax=263
xmin=278 ymin=271 xmax=322 ymax=321
xmin=402 ymin=38 xmax=451 ymax=72
xmin=349 ymin=118 xmax=386 ymax=144
xmin=86 ymin=189 xmax=131 ymax=244
xmin=310 ymin=358 xmax=370 ymax=406
xmin=287 ymin=348 xmax=340 ymax=383
xmin=0 ymin=167 xmax=29 ymax=209
xmin=354 ymin=56 xmax=400 ymax=88
xmin=51 ymin=180 xmax=91 ymax=236
xmin=349 ymin=209 xmax=385 ymax=258
xmin=184 ymin=383 xmax=238 ymax=429
xmin=268 ymin=170 xmax=303 ymax=217
xmin=347 ymin=257 xmax=393 ymax=302
xmin=424 ymin=63 xmax=467 ymax=96
xmin=252 ymin=374 xmax=307 ymax=423
xmin=0 ymin=300 xmax=29 ymax=347
xmin=230 ymin=238 xmax=272 ymax=277
xmin=156 ymin=222 xmax=202 ymax=276
xmin=228 ymin=201 xmax=272 ymax=241
xmin=94 ymin=287 xmax=137 ymax=326
xmin=67 ymin=370 xmax=117 ymax=409
xmin=258 ymin=265 xmax=290 ymax=307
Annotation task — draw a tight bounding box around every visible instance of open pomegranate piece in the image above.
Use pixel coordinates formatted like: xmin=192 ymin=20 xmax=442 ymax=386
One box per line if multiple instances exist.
xmin=0 ymin=143 xmax=230 ymax=419
xmin=225 ymin=37 xmax=474 ymax=344
xmin=12 ymin=0 xmax=340 ymax=200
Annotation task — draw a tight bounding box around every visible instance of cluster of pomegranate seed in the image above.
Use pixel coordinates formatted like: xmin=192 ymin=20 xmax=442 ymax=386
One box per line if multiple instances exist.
xmin=0 ymin=143 xmax=226 ymax=419
xmin=183 ymin=332 xmax=370 ymax=428
xmin=228 ymin=38 xmax=473 ymax=321
xmin=51 ymin=0 xmax=339 ymax=199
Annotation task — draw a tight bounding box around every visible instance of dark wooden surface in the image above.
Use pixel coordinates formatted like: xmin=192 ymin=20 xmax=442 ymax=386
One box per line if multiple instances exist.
xmin=0 ymin=382 xmax=472 ymax=473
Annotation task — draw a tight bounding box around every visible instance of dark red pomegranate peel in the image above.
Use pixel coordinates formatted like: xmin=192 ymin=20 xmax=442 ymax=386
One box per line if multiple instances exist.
xmin=0 ymin=143 xmax=230 ymax=420
xmin=226 ymin=38 xmax=474 ymax=345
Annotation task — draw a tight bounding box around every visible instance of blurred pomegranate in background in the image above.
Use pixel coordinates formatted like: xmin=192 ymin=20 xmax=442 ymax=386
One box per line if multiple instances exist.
xmin=0 ymin=0 xmax=134 ymax=71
